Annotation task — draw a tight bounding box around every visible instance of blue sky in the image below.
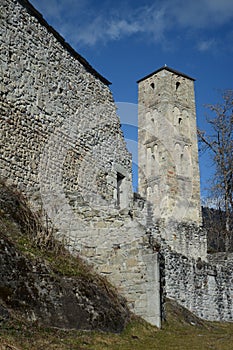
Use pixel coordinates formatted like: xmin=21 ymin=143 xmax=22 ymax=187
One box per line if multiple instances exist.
xmin=30 ymin=0 xmax=233 ymax=198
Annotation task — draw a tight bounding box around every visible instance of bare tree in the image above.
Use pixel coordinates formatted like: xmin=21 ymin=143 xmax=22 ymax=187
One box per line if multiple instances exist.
xmin=198 ymin=90 xmax=233 ymax=251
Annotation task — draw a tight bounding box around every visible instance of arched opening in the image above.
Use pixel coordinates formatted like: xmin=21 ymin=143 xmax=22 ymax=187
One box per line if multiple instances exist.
xmin=176 ymin=82 xmax=180 ymax=90
xmin=147 ymin=186 xmax=152 ymax=197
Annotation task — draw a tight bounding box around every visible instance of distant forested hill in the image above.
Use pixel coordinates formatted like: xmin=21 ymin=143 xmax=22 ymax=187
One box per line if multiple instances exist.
xmin=202 ymin=207 xmax=233 ymax=252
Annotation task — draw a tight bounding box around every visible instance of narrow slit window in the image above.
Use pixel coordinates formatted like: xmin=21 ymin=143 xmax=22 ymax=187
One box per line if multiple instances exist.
xmin=117 ymin=173 xmax=125 ymax=207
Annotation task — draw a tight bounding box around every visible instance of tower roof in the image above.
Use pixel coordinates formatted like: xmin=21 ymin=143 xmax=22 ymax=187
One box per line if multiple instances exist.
xmin=137 ymin=66 xmax=195 ymax=83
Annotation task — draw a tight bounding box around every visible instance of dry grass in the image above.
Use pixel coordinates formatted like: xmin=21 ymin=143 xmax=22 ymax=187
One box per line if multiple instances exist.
xmin=1 ymin=302 xmax=233 ymax=350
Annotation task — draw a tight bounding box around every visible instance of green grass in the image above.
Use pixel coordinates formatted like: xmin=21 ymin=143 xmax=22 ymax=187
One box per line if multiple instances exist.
xmin=1 ymin=304 xmax=233 ymax=350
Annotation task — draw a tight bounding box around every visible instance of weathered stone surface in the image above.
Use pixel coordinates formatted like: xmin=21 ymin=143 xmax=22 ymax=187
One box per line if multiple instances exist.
xmin=138 ymin=67 xmax=202 ymax=228
xmin=161 ymin=241 xmax=233 ymax=321
xmin=0 ymin=233 xmax=130 ymax=332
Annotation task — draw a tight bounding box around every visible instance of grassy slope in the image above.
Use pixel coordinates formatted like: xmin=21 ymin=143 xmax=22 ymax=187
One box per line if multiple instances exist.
xmin=1 ymin=304 xmax=233 ymax=350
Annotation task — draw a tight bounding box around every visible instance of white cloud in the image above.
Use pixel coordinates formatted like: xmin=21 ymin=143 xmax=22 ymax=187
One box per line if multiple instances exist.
xmin=30 ymin=0 xmax=233 ymax=48
xmin=75 ymin=5 xmax=167 ymax=46
xmin=74 ymin=0 xmax=233 ymax=47
xmin=108 ymin=20 xmax=140 ymax=39
xmin=197 ymin=39 xmax=216 ymax=52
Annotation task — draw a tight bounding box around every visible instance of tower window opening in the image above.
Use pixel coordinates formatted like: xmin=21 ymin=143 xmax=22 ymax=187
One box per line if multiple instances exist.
xmin=178 ymin=117 xmax=182 ymax=125
xmin=117 ymin=173 xmax=125 ymax=207
xmin=176 ymin=82 xmax=180 ymax=90
xmin=150 ymin=83 xmax=155 ymax=89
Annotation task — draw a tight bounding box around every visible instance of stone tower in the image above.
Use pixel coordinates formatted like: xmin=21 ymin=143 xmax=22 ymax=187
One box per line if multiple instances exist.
xmin=137 ymin=66 xmax=202 ymax=225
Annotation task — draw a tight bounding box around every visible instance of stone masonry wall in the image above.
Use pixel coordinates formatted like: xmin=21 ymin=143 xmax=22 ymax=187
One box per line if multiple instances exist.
xmin=159 ymin=221 xmax=207 ymax=260
xmin=0 ymin=0 xmax=131 ymax=205
xmin=162 ymin=242 xmax=233 ymax=322
xmin=0 ymin=0 xmax=161 ymax=327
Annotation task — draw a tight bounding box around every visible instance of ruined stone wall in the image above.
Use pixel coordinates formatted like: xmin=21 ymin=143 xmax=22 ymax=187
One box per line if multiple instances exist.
xmin=2 ymin=0 xmax=231 ymax=329
xmin=0 ymin=0 xmax=161 ymax=327
xmin=162 ymin=243 xmax=233 ymax=322
xmin=136 ymin=66 xmax=232 ymax=323
xmin=159 ymin=221 xmax=207 ymax=260
xmin=0 ymin=0 xmax=131 ymax=207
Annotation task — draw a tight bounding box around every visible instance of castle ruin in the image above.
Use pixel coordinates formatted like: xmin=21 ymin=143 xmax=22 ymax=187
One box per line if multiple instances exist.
xmin=1 ymin=0 xmax=232 ymax=328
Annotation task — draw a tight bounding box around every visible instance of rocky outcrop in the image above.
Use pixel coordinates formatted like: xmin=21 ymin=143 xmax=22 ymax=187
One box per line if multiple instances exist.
xmin=0 ymin=232 xmax=130 ymax=332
